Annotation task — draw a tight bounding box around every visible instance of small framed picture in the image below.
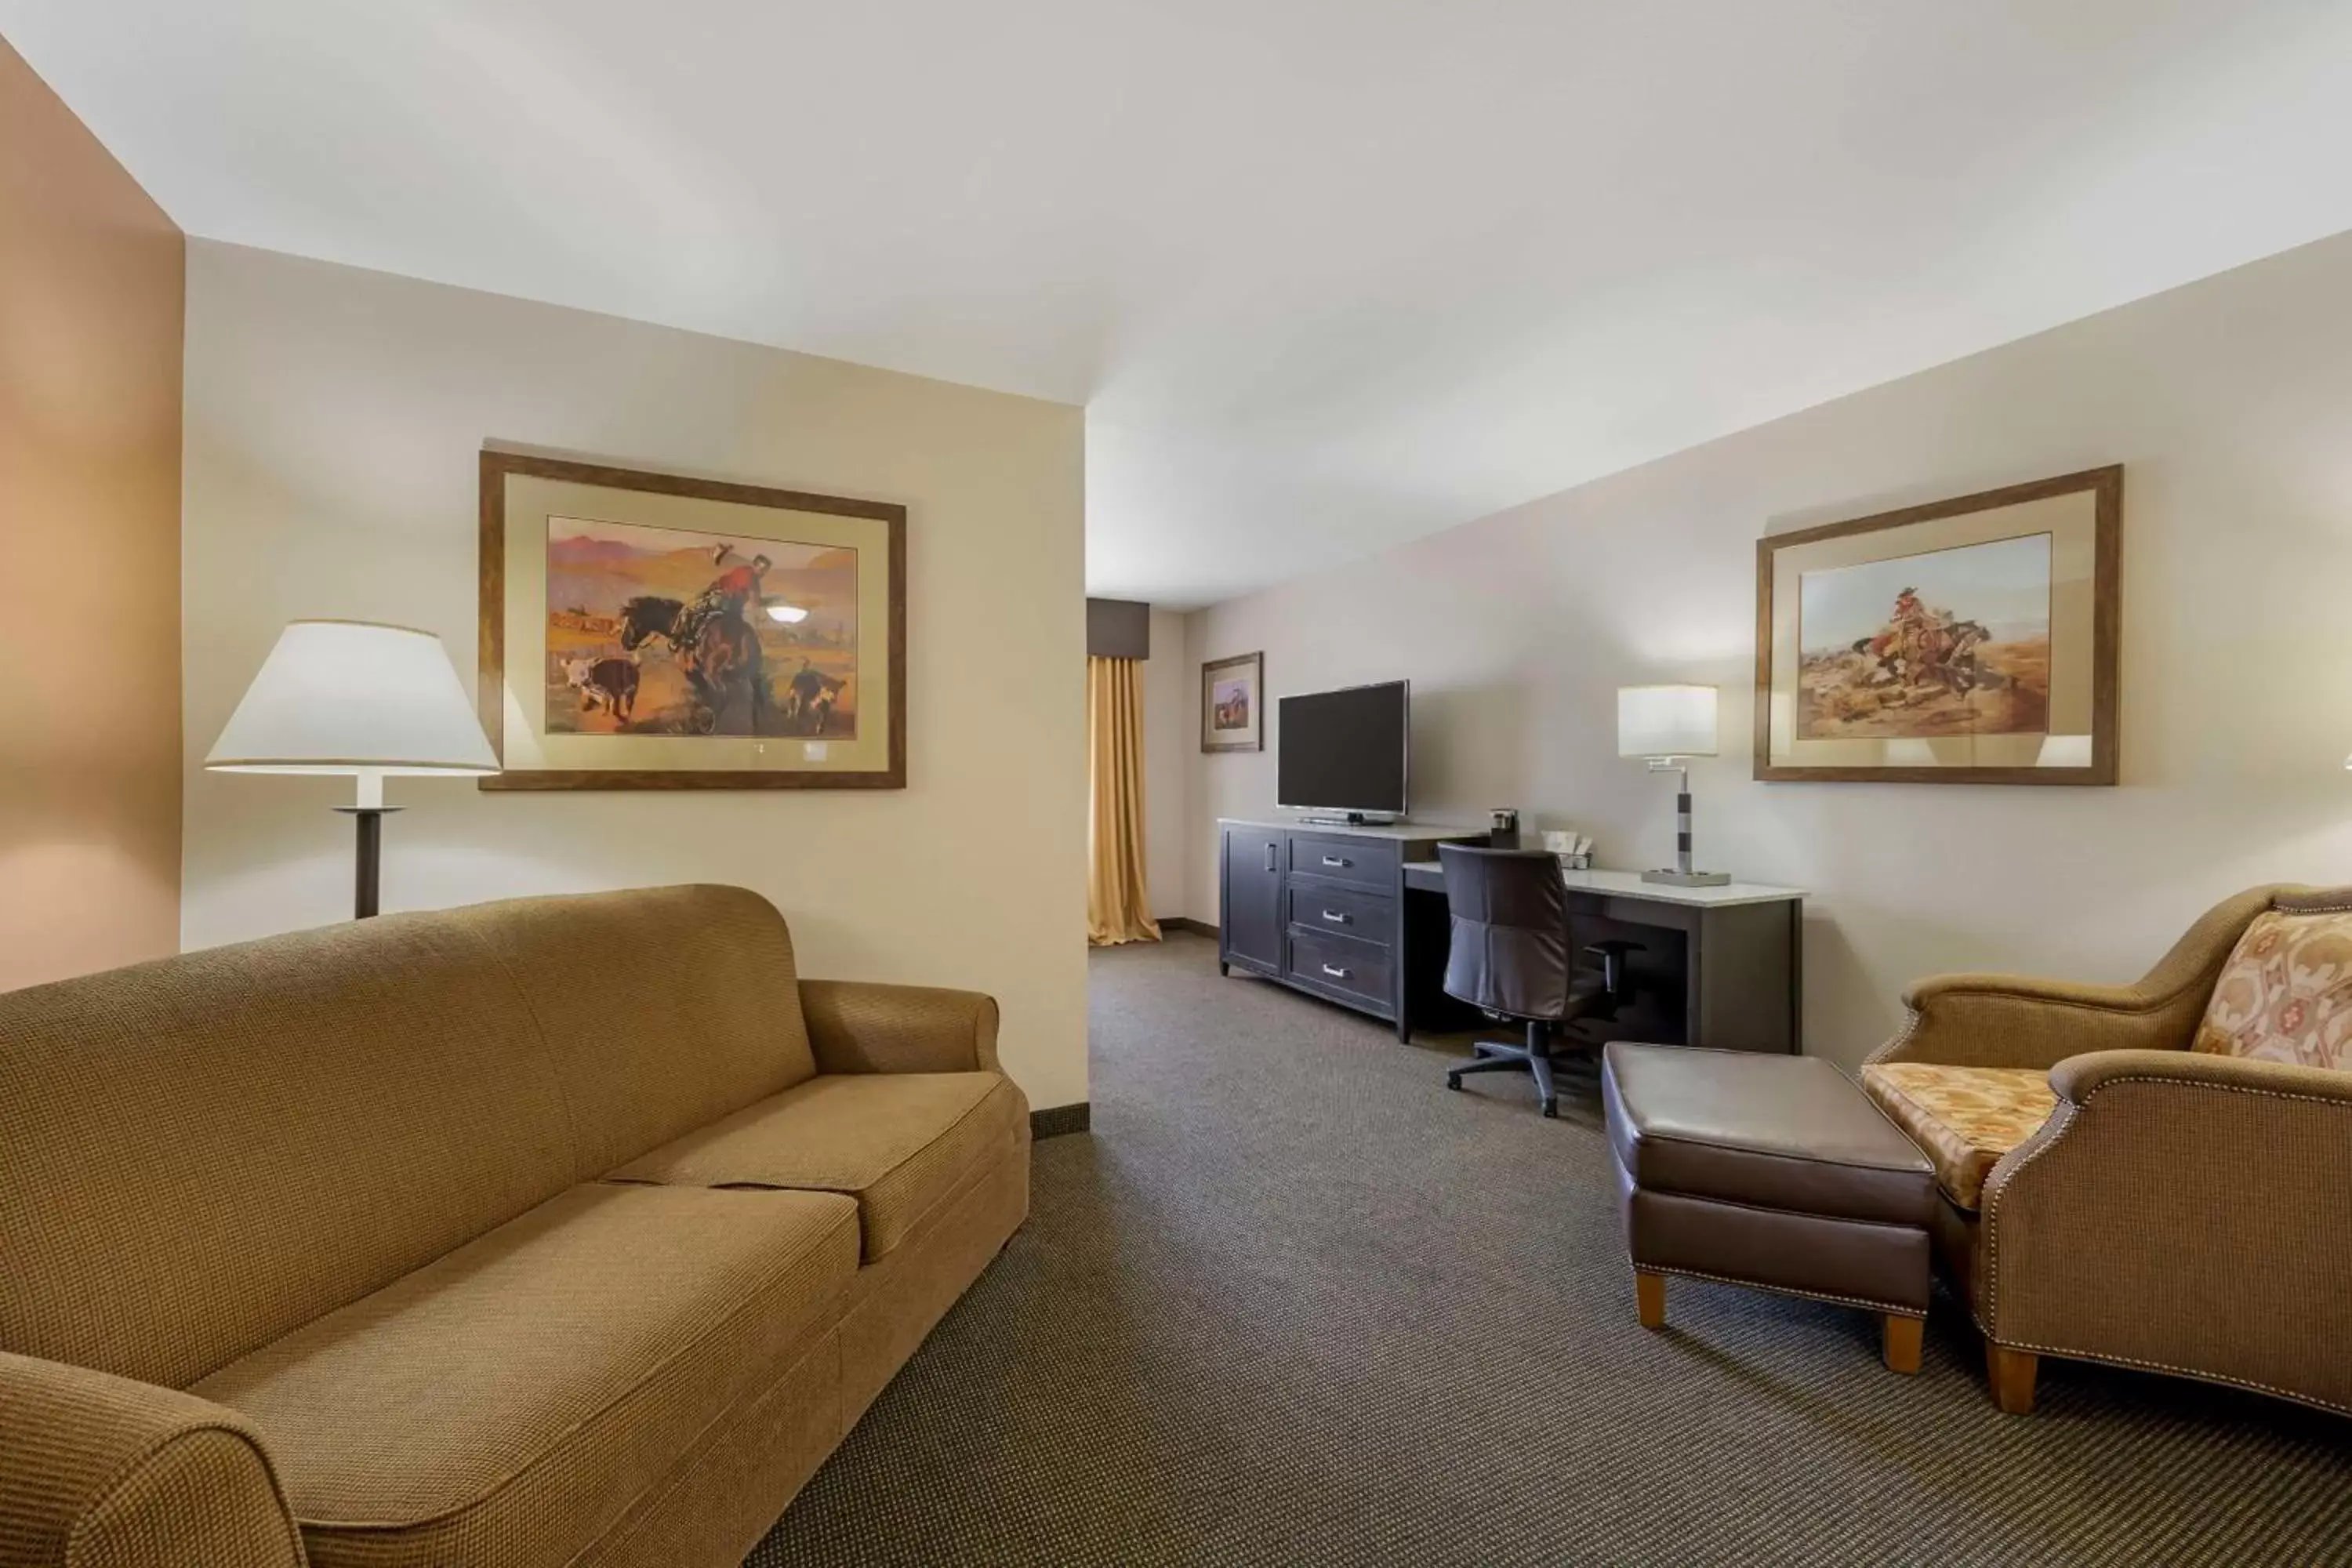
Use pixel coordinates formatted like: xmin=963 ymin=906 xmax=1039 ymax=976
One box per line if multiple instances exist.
xmin=1755 ymin=466 xmax=2120 ymax=784
xmin=1201 ymin=652 xmax=1264 ymax=753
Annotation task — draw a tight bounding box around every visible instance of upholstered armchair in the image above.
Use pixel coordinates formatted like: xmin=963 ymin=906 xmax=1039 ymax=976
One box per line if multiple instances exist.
xmin=1860 ymin=885 xmax=2352 ymax=1417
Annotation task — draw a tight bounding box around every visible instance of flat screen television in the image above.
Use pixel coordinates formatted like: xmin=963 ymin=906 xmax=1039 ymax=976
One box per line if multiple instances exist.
xmin=1278 ymin=681 xmax=1409 ymax=818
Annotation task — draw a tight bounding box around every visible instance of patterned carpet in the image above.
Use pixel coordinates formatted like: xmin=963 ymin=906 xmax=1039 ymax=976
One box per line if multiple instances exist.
xmin=748 ymin=934 xmax=2352 ymax=1566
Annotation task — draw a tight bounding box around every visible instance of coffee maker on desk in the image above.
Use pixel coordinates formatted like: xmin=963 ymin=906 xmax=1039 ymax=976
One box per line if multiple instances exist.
xmin=1486 ymin=808 xmax=1523 ymax=850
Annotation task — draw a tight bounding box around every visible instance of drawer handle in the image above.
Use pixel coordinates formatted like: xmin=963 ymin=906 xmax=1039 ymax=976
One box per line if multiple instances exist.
xmin=1321 ymin=963 xmax=1351 ymax=979
xmin=1321 ymin=855 xmax=1350 ymax=868
xmin=1321 ymin=909 xmax=1350 ymax=924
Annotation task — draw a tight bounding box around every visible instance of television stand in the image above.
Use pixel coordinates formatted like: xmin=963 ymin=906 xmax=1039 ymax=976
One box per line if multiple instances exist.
xmin=1215 ymin=817 xmax=1486 ymax=1040
xmin=1295 ymin=811 xmax=1393 ymax=827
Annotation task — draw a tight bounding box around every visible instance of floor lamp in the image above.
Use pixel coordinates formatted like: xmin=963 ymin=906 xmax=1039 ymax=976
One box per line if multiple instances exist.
xmin=206 ymin=620 xmax=500 ymax=918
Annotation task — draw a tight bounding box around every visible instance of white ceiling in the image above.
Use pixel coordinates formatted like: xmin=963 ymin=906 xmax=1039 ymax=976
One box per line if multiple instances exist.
xmin=9 ymin=2 xmax=2352 ymax=608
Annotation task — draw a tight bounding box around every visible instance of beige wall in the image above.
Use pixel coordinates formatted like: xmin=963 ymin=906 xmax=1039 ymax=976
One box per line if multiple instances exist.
xmin=1142 ymin=608 xmax=1192 ymax=921
xmin=182 ymin=242 xmax=1091 ymax=1108
xmin=1188 ymin=229 xmax=2352 ymax=1069
xmin=0 ymin=38 xmax=183 ymax=993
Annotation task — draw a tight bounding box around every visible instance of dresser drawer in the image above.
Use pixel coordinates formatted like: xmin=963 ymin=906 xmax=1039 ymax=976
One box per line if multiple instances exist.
xmin=1286 ymin=878 xmax=1397 ymax=948
xmin=1286 ymin=927 xmax=1393 ymax=1011
xmin=1287 ymin=833 xmax=1399 ymax=891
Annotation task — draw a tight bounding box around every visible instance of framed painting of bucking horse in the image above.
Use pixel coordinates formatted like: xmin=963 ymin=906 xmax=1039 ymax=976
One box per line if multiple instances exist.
xmin=1755 ymin=466 xmax=2119 ymax=785
xmin=479 ymin=450 xmax=906 ymax=789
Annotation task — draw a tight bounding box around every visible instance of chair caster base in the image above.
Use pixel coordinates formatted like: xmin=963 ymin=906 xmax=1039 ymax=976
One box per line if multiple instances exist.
xmin=1541 ymin=1098 xmax=1558 ymax=1119
xmin=1445 ymin=1073 xmax=1464 ymax=1091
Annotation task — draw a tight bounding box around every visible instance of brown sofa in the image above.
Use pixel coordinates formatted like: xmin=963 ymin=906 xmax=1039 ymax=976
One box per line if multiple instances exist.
xmin=1860 ymin=885 xmax=2352 ymax=1417
xmin=0 ymin=885 xmax=1031 ymax=1567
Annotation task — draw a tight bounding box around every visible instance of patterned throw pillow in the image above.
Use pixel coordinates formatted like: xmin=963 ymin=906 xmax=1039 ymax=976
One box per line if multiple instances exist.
xmin=2193 ymin=905 xmax=2352 ymax=1070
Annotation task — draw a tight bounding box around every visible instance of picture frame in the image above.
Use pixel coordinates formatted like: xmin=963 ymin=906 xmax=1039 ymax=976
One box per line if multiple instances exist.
xmin=1754 ymin=466 xmax=2120 ymax=786
xmin=477 ymin=450 xmax=906 ymax=789
xmin=1200 ymin=652 xmax=1265 ymax=753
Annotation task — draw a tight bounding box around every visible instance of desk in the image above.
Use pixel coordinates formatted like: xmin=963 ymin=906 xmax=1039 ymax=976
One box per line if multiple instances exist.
xmin=1401 ymin=861 xmax=1807 ymax=1054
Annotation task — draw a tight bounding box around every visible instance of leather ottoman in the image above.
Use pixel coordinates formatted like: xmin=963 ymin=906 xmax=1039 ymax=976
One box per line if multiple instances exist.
xmin=1601 ymin=1041 xmax=1937 ymax=1372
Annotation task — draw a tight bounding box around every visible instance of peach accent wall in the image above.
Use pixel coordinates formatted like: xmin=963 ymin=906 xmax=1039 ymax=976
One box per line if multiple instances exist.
xmin=0 ymin=37 xmax=184 ymax=992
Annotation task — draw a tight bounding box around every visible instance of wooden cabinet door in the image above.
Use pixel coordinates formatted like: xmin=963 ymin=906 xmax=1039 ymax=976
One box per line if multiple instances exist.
xmin=1221 ymin=826 xmax=1286 ymax=976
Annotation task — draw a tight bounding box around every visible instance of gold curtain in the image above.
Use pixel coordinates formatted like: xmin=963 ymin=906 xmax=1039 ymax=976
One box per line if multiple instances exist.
xmin=1087 ymin=655 xmax=1162 ymax=946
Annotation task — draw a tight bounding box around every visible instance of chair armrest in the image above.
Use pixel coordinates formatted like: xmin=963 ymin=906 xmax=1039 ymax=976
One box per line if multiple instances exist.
xmin=1976 ymin=1051 xmax=2352 ymax=1414
xmin=1871 ymin=885 xmax=2282 ymax=1071
xmin=2046 ymin=1046 xmax=2352 ymax=1106
xmin=1875 ymin=974 xmax=2197 ymax=1071
xmin=800 ymin=979 xmax=1002 ymax=1075
xmin=0 ymin=1352 xmax=307 ymax=1568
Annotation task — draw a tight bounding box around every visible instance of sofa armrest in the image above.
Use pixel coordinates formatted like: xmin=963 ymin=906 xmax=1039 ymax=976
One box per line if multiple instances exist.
xmin=0 ymin=1352 xmax=307 ymax=1568
xmin=800 ymin=979 xmax=1002 ymax=1075
xmin=1975 ymin=1051 xmax=2352 ymax=1414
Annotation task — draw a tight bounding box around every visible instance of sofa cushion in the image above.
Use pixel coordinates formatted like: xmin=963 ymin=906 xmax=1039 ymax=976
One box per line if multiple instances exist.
xmin=448 ymin=885 xmax=819 ymax=1181
xmin=2192 ymin=905 xmax=2352 ymax=1071
xmin=607 ymin=1072 xmax=1027 ymax=1262
xmin=1860 ymin=1062 xmax=2056 ymax=1210
xmin=0 ymin=913 xmax=574 ymax=1390
xmin=192 ymin=1183 xmax=857 ymax=1568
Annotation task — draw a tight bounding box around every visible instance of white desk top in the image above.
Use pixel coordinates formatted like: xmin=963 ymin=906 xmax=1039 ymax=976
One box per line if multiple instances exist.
xmin=1555 ymin=868 xmax=1807 ymax=908
xmin=1406 ymin=860 xmax=1807 ymax=909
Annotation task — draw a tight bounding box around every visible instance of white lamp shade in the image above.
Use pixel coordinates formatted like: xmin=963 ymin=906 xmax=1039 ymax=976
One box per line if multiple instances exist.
xmin=1618 ymin=684 xmax=1719 ymax=758
xmin=206 ymin=620 xmax=499 ymax=776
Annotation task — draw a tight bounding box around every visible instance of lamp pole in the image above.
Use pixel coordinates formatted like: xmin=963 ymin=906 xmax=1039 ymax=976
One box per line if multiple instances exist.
xmin=328 ymin=770 xmax=399 ymax=919
xmin=331 ymin=807 xmax=400 ymax=917
xmin=1641 ymin=755 xmax=1728 ymax=887
xmin=1647 ymin=757 xmax=1694 ymax=877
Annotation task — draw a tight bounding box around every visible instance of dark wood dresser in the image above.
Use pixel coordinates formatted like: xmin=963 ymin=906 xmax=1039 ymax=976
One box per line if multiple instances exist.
xmin=1217 ymin=818 xmax=1485 ymax=1040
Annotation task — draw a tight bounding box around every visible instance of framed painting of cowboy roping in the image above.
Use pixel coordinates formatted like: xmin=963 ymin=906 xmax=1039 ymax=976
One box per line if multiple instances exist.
xmin=1754 ymin=466 xmax=2119 ymax=785
xmin=478 ymin=450 xmax=906 ymax=789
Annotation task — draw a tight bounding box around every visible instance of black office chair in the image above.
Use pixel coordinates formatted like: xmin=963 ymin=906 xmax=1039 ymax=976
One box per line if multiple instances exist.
xmin=1436 ymin=844 xmax=1639 ymax=1118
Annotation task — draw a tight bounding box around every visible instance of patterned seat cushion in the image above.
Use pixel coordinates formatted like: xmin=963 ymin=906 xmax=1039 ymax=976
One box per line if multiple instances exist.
xmin=2193 ymin=905 xmax=2352 ymax=1070
xmin=1860 ymin=1063 xmax=2056 ymax=1210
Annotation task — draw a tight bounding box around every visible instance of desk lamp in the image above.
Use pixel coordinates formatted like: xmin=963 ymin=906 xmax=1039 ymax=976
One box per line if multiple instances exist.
xmin=207 ymin=620 xmax=499 ymax=917
xmin=1617 ymin=684 xmax=1729 ymax=887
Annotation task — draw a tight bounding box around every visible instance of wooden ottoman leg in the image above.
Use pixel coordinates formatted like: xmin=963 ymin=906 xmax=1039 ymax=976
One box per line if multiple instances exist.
xmin=1882 ymin=1314 xmax=1923 ymax=1374
xmin=1986 ymin=1343 xmax=2039 ymax=1414
xmin=1635 ymin=1271 xmax=1666 ymax=1330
